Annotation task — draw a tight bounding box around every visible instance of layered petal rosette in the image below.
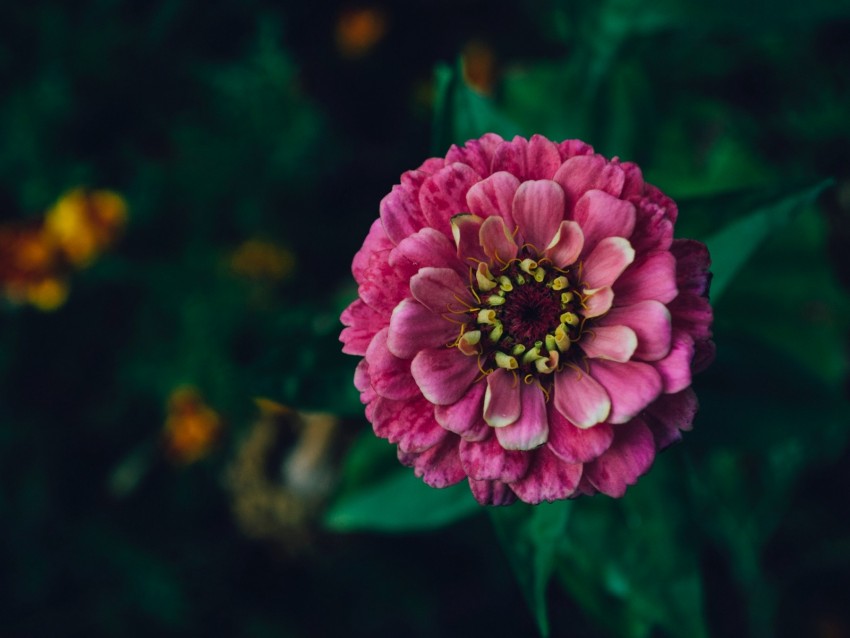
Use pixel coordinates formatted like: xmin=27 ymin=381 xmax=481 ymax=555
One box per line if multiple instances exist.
xmin=341 ymin=134 xmax=714 ymax=504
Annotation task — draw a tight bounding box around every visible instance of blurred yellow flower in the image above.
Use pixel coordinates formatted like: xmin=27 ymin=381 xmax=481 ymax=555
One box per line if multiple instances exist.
xmin=44 ymin=188 xmax=127 ymax=268
xmin=0 ymin=223 xmax=68 ymax=310
xmin=163 ymin=387 xmax=223 ymax=465
xmin=335 ymin=7 xmax=388 ymax=58
xmin=230 ymin=238 xmax=295 ymax=281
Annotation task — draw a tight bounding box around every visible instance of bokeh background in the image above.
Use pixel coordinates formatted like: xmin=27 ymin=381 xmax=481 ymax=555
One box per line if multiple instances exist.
xmin=2 ymin=1 xmax=850 ymax=636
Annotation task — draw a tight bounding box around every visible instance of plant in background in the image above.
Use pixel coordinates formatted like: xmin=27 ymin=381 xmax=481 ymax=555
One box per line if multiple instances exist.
xmin=341 ymin=134 xmax=713 ymax=504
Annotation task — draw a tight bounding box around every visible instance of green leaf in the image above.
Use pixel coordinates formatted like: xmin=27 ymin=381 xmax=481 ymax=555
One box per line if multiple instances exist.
xmin=324 ymin=469 xmax=481 ymax=532
xmin=490 ymin=501 xmax=571 ymax=637
xmin=432 ymin=62 xmax=523 ymax=155
xmin=704 ymin=180 xmax=832 ymax=300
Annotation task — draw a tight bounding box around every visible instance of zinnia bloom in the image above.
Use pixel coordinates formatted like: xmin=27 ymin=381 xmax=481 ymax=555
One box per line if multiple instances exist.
xmin=340 ymin=134 xmax=713 ymax=504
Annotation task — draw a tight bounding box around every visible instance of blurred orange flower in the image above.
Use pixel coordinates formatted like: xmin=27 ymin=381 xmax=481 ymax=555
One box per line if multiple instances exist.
xmin=462 ymin=40 xmax=497 ymax=95
xmin=335 ymin=7 xmax=388 ymax=58
xmin=163 ymin=387 xmax=223 ymax=465
xmin=0 ymin=188 xmax=127 ymax=311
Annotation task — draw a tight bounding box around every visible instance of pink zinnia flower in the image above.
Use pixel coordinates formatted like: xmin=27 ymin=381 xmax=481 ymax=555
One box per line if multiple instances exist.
xmin=340 ymin=134 xmax=714 ymax=505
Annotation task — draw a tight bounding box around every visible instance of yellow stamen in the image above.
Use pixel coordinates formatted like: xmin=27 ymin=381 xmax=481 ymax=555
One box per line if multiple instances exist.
xmin=495 ymin=352 xmax=518 ymax=370
xmin=487 ymin=294 xmax=505 ymax=306
xmin=489 ymin=322 xmax=504 ymax=342
xmin=561 ymin=291 xmax=574 ymax=305
xmin=533 ymin=267 xmax=546 ymax=282
xmin=551 ymin=276 xmax=568 ymax=291
xmin=477 ymin=309 xmax=497 ymax=324
xmin=511 ymin=344 xmax=526 ymax=356
xmin=459 ymin=330 xmax=482 ymax=356
xmin=519 ymin=258 xmax=537 ymax=274
xmin=476 ymin=262 xmax=497 ymax=291
xmin=498 ymin=276 xmax=513 ymax=292
xmin=560 ymin=311 xmax=579 ymax=327
xmin=555 ymin=324 xmax=571 ymax=352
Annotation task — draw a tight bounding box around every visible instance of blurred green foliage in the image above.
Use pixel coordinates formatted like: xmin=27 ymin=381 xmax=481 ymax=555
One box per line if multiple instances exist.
xmin=2 ymin=1 xmax=850 ymax=637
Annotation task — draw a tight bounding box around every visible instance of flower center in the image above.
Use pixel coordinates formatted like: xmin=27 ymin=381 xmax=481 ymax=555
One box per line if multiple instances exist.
xmin=451 ymin=251 xmax=589 ymax=379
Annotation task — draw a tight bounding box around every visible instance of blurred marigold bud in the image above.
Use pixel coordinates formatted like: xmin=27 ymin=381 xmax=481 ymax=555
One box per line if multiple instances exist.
xmin=44 ymin=188 xmax=127 ymax=268
xmin=335 ymin=7 xmax=387 ymax=58
xmin=230 ymin=239 xmax=295 ymax=281
xmin=163 ymin=386 xmax=223 ymax=465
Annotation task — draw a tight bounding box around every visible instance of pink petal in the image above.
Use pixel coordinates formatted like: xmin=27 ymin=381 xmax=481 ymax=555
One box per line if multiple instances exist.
xmin=582 ymin=237 xmax=635 ymax=290
xmin=450 ymin=213 xmax=487 ymax=264
xmin=410 ymin=346 xmax=480 ymax=405
xmin=445 ymin=133 xmax=504 ymax=176
xmin=340 ymin=299 xmax=387 ymax=355
xmin=479 ymin=215 xmax=519 ymax=266
xmin=468 ymin=478 xmax=518 ymax=505
xmin=466 ymin=171 xmax=520 ymax=229
xmin=352 ymin=219 xmax=393 ymax=284
xmin=494 ymin=383 xmax=549 ymax=450
xmin=580 ymin=325 xmax=637 ymax=362
xmin=619 ymin=161 xmax=645 ymax=199
xmin=459 ymin=432 xmax=531 ymax=481
xmin=557 ymin=139 xmax=594 ymax=161
xmin=492 ymin=135 xmax=562 ymax=181
xmin=434 ymin=381 xmax=490 ymax=442
xmin=379 ymin=172 xmax=428 ymax=245
xmin=387 ymin=298 xmax=458 ymax=360
xmin=353 ymin=359 xmax=377 ymax=405
xmin=398 ymin=435 xmax=466 ymax=488
xmin=613 ymin=251 xmax=678 ymax=306
xmin=573 ymin=189 xmax=636 ymax=255
xmin=584 ymin=418 xmax=656 ymax=497
xmin=553 ymin=154 xmax=626 ymax=211
xmin=600 ymin=300 xmax=672 ymax=361
xmin=483 ymin=368 xmax=522 ymax=427
xmin=588 ymin=359 xmax=663 ymax=425
xmin=419 ymin=162 xmax=482 ymax=237
xmin=553 ymin=366 xmax=611 ymax=428
xmin=543 ymin=220 xmax=584 ymax=268
xmin=629 ymin=185 xmax=676 ymax=252
xmin=357 ymin=245 xmax=408 ymax=315
xmin=653 ymin=330 xmax=695 ymax=394
xmin=409 ymin=267 xmax=474 ymax=314
xmin=365 ymin=328 xmax=421 ymax=400
xmin=547 ymin=404 xmax=614 ymax=463
xmin=583 ymin=287 xmax=614 ymax=318
xmin=388 ymin=227 xmax=465 ymax=276
xmin=371 ymin=395 xmax=448 ymax=453
xmin=508 ymin=445 xmax=582 ymax=503
xmin=511 ymin=179 xmax=566 ymax=250
xmin=643 ymin=387 xmax=698 ymax=449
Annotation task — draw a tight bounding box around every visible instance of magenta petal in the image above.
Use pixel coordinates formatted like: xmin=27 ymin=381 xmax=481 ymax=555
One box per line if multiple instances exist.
xmin=479 ymin=215 xmax=519 ymax=266
xmin=419 ymin=162 xmax=481 ymax=237
xmin=411 ymin=346 xmax=480 ymax=406
xmin=409 ymin=267 xmax=474 ymax=313
xmin=557 ymin=139 xmax=594 ymax=161
xmin=553 ymin=154 xmax=626 ymax=210
xmin=600 ymin=300 xmax=672 ymax=361
xmin=434 ymin=381 xmax=490 ymax=442
xmin=573 ymin=189 xmax=636 ymax=255
xmin=352 ymin=219 xmax=393 ymax=284
xmin=511 ymin=180 xmax=566 ymax=250
xmin=553 ymin=366 xmax=611 ymax=428
xmin=483 ymin=368 xmax=521 ymax=427
xmin=469 ymin=478 xmax=517 ymax=505
xmin=544 ymin=220 xmax=584 ymax=268
xmin=459 ymin=432 xmax=531 ymax=481
xmin=340 ymin=299 xmax=387 ymax=355
xmin=583 ymin=287 xmax=614 ymax=318
xmin=398 ymin=435 xmax=466 ymax=488
xmin=445 ymin=133 xmax=504 ymax=176
xmin=387 ymin=298 xmax=458 ymax=360
xmin=613 ymin=251 xmax=678 ymax=305
xmin=365 ymin=328 xmax=420 ymax=400
xmin=671 ymin=239 xmax=712 ymax=296
xmin=466 ymin=171 xmax=520 ymax=229
xmin=389 ymin=227 xmax=464 ymax=276
xmin=620 ymin=161 xmax=645 ymax=199
xmin=588 ymin=359 xmax=663 ymax=425
xmin=668 ymin=294 xmax=713 ymax=340
xmin=379 ymin=172 xmax=428 ymax=245
xmin=653 ymin=330 xmax=695 ymax=394
xmin=371 ymin=396 xmax=447 ymax=453
xmin=547 ymin=404 xmax=614 ymax=464
xmin=492 ymin=135 xmax=562 ymax=180
xmin=508 ymin=445 xmax=582 ymax=503
xmin=495 ymin=383 xmax=549 ymax=450
xmin=582 ymin=237 xmax=635 ymax=291
xmin=450 ymin=213 xmax=487 ymax=264
xmin=580 ymin=325 xmax=637 ymax=362
xmin=584 ymin=418 xmax=655 ymax=498
xmin=643 ymin=387 xmax=698 ymax=449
